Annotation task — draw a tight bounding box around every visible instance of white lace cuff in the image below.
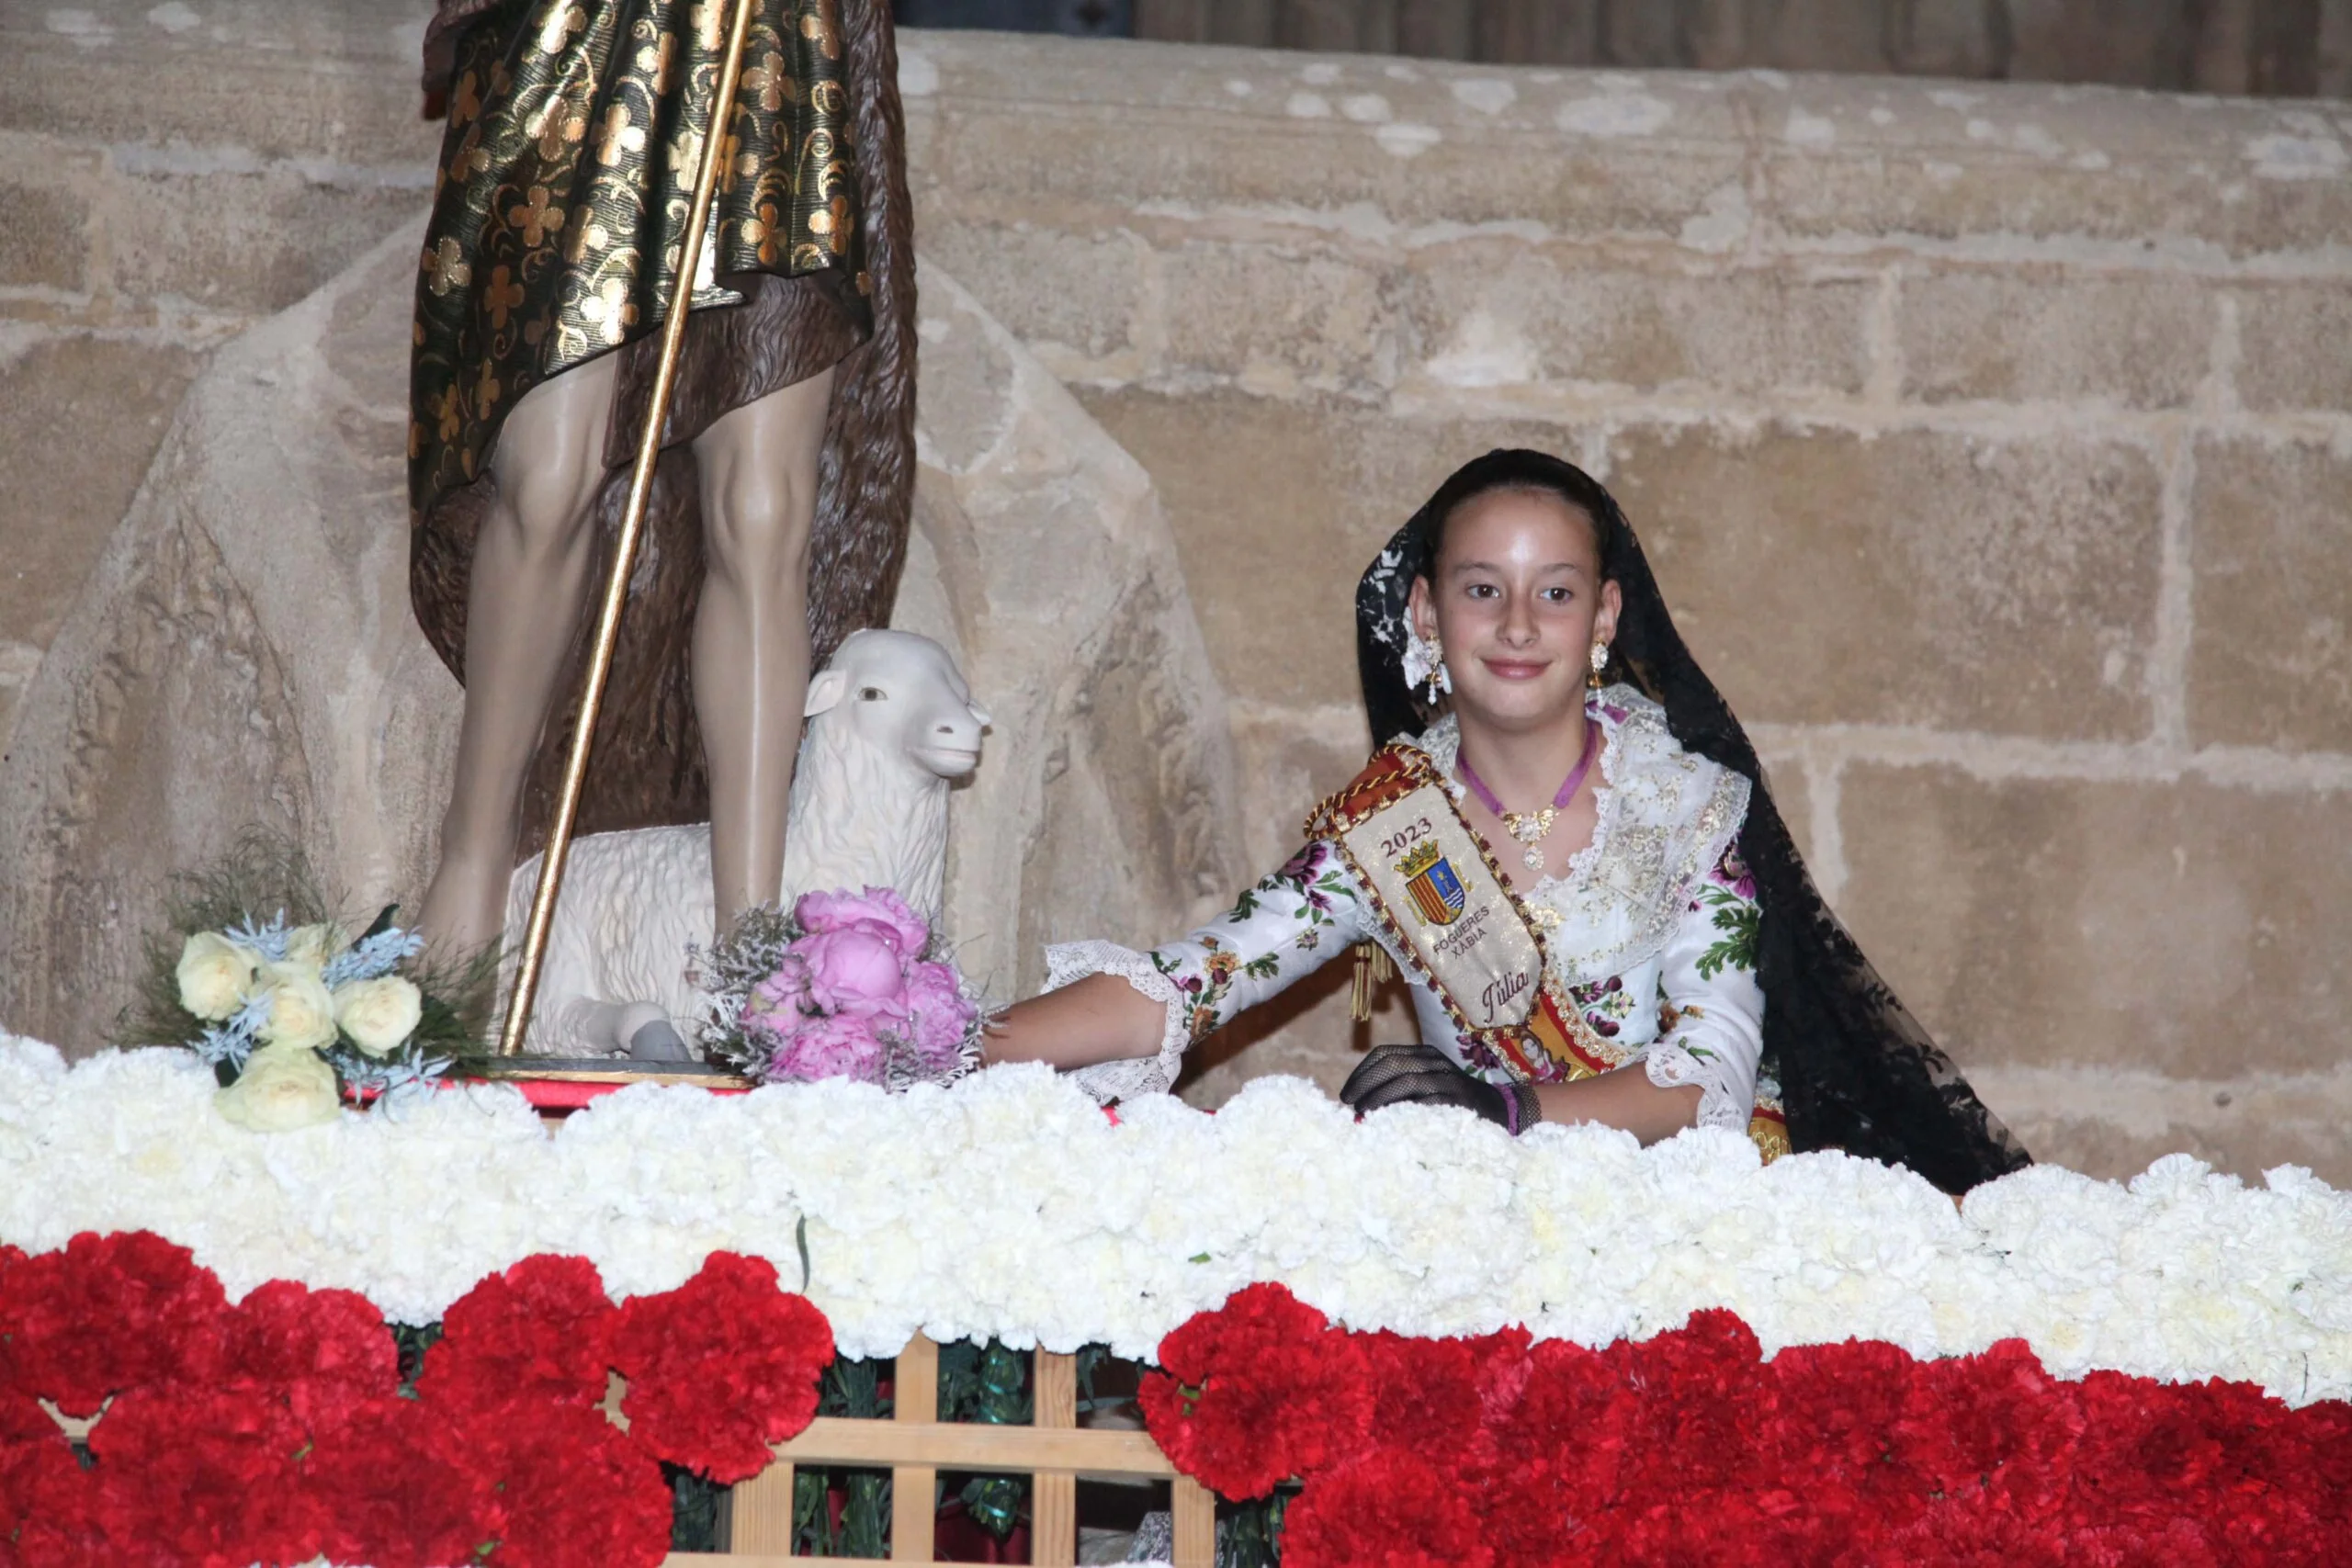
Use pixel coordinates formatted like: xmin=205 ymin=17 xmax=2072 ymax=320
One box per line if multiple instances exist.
xmin=1043 ymin=940 xmax=1190 ymax=1104
xmin=1640 ymin=1039 xmax=1753 ymax=1134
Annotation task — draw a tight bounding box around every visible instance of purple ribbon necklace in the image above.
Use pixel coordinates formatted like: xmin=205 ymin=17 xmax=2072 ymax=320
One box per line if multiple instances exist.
xmin=1455 ymin=717 xmax=1600 ymax=872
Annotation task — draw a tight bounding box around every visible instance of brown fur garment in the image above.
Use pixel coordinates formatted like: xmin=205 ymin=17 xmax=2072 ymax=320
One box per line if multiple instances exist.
xmin=409 ymin=0 xmax=918 ymax=854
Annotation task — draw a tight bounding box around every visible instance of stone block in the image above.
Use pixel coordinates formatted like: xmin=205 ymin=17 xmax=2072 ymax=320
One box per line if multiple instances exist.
xmin=1080 ymin=387 xmax=1592 ymax=712
xmin=1400 ymin=246 xmax=1873 ymax=395
xmin=1966 ymin=1062 xmax=2352 ymax=1188
xmin=0 ymin=8 xmax=440 ymax=171
xmin=1604 ymin=422 xmax=2164 ymax=739
xmin=1835 ymin=762 xmax=2352 ymax=1083
xmin=1752 ymin=75 xmax=2352 ymax=262
xmin=1155 ymin=240 xmax=1394 ymax=393
xmin=103 ymin=170 xmax=427 ymax=317
xmin=1896 ymin=265 xmax=2212 ymax=408
xmin=1229 ymin=700 xmax=1374 ymax=870
xmin=917 ymin=220 xmax=1148 ymax=378
xmin=2233 ymin=283 xmax=2352 ymax=413
xmin=1753 ymin=753 xmax=1815 ymax=867
xmin=2188 ymin=436 xmax=2352 ymax=753
xmin=902 ymin=36 xmax=1752 ymax=242
xmin=0 ymin=333 xmax=201 ymax=653
xmin=0 ymin=173 xmax=92 ymax=291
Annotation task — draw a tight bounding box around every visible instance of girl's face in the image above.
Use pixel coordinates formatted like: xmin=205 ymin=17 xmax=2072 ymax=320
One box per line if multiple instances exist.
xmin=1408 ymin=487 xmax=1623 ymax=736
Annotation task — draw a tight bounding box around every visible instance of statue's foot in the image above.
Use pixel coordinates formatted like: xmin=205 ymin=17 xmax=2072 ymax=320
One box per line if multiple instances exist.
xmin=617 ymin=1000 xmax=695 ymax=1062
xmin=628 ymin=1019 xmax=692 ymax=1061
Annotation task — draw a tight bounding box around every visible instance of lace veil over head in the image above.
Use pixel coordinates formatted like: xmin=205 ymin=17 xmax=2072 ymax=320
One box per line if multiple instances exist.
xmin=1357 ymin=448 xmax=2031 ymax=1194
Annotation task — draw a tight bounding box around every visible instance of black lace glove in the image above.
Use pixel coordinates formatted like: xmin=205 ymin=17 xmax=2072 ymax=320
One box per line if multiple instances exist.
xmin=1339 ymin=1044 xmax=1543 ymax=1134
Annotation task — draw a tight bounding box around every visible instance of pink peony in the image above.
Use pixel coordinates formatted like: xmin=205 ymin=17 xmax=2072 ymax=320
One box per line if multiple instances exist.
xmin=767 ymin=1010 xmax=888 ymax=1084
xmin=794 ymin=887 xmax=929 ymax=956
xmin=797 ymin=925 xmax=910 ymax=1020
xmin=737 ymin=955 xmax=815 ymax=1051
xmin=901 ymin=960 xmax=978 ymax=1073
xmin=749 ymin=953 xmax=814 ymax=1016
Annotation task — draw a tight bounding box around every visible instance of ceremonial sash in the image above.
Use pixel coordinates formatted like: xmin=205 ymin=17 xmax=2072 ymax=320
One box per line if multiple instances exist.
xmin=1306 ymin=745 xmax=1619 ymax=1084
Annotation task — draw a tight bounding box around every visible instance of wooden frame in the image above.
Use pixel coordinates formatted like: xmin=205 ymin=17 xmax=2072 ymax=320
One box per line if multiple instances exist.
xmin=666 ymin=1336 xmax=1215 ymax=1567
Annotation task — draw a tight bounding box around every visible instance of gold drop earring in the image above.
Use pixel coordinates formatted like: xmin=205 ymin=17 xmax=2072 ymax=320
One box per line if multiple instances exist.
xmin=1589 ymin=639 xmax=1609 ymax=691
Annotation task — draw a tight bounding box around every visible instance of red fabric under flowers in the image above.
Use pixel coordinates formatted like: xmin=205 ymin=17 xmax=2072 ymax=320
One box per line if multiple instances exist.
xmin=1143 ymin=1286 xmax=2352 ymax=1568
xmin=0 ymin=1234 xmax=833 ymax=1568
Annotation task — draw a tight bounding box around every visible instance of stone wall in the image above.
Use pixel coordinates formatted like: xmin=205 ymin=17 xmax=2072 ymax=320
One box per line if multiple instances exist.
xmin=1 ymin=7 xmax=2347 ymax=1183
xmin=1136 ymin=0 xmax=2352 ymax=97
xmin=899 ymin=34 xmax=2352 ymax=1181
xmin=0 ymin=0 xmax=442 ymax=747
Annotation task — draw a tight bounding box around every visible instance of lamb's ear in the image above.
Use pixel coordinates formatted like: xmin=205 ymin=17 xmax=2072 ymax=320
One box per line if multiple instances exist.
xmin=804 ymin=669 xmax=849 ymax=717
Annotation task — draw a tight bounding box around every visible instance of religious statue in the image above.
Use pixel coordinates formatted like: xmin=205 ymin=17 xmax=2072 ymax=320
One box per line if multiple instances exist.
xmin=406 ymin=0 xmax=917 ymax=972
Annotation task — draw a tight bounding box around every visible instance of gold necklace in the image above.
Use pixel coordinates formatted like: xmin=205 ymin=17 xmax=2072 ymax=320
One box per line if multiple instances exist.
xmin=1455 ymin=719 xmax=1600 ymax=873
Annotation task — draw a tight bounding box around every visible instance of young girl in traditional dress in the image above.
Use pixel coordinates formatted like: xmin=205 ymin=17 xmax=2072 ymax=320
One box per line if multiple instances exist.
xmin=986 ymin=450 xmax=2026 ymax=1193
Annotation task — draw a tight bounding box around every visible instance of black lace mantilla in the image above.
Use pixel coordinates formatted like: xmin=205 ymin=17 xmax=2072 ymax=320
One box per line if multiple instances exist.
xmin=1356 ymin=449 xmax=2032 ymax=1195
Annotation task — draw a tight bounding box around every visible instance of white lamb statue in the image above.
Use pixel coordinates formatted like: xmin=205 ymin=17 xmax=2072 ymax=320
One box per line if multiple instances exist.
xmin=502 ymin=629 xmax=989 ymax=1058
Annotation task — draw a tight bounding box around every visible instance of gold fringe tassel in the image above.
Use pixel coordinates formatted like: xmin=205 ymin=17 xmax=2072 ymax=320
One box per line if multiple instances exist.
xmin=1350 ymin=942 xmax=1396 ymax=1021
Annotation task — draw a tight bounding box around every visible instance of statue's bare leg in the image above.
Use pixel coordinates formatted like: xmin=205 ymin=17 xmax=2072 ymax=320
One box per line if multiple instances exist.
xmin=691 ymin=365 xmax=836 ymax=931
xmin=417 ymin=353 xmax=620 ymax=957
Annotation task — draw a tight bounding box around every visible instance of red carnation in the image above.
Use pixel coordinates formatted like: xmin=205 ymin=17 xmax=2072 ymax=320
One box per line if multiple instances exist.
xmin=1898 ymin=1337 xmax=2084 ymax=1521
xmin=221 ymin=1279 xmax=399 ymax=1427
xmin=1463 ymin=1449 xmax=1601 ymax=1568
xmin=1763 ymin=1337 xmax=1931 ymax=1528
xmin=610 ymin=1251 xmax=833 ymax=1483
xmin=0 ymin=1232 xmax=230 ymax=1415
xmin=0 ymin=1394 xmax=51 ymax=1447
xmin=1614 ymin=1311 xmax=1775 ymax=1496
xmin=1513 ymin=1338 xmax=1639 ymax=1504
xmin=479 ymin=1399 xmax=674 ymax=1568
xmin=1142 ymin=1283 xmax=1373 ymax=1499
xmin=83 ymin=1382 xmax=322 ymax=1568
xmin=305 ymin=1393 xmax=501 ymax=1568
xmin=1277 ymin=1446 xmax=1493 ymax=1568
xmin=420 ymin=1254 xmax=616 ymax=1418
xmin=1 ymin=1431 xmax=101 ymax=1568
xmin=1358 ymin=1326 xmax=1530 ymax=1465
xmin=1884 ymin=1492 xmax=2069 ymax=1568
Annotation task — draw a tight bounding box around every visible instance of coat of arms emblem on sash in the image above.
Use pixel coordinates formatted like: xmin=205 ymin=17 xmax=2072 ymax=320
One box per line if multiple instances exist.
xmin=1396 ymin=840 xmax=1468 ymax=926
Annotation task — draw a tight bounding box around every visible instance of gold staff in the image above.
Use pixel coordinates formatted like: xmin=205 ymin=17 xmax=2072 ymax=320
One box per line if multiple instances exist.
xmin=498 ymin=0 xmax=764 ymax=1055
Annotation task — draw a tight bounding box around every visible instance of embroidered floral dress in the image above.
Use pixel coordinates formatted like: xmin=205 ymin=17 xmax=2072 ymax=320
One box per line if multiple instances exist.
xmin=1048 ymin=686 xmax=1774 ymax=1135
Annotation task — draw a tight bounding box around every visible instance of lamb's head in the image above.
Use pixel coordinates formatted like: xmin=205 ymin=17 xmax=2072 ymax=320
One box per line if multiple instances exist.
xmin=803 ymin=629 xmax=989 ymax=780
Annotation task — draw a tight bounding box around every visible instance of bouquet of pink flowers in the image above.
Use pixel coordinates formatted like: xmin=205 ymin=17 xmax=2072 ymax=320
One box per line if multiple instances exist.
xmin=695 ymin=887 xmax=981 ymax=1089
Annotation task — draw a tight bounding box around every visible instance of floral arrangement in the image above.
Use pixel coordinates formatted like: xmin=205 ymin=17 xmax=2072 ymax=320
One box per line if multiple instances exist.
xmin=692 ymin=887 xmax=981 ymax=1089
xmin=4 ymin=1038 xmax=2347 ymax=1404
xmin=0 ymin=1232 xmax=831 ymax=1567
xmin=115 ymin=834 xmax=491 ymax=1131
xmin=1141 ymin=1283 xmax=2352 ymax=1565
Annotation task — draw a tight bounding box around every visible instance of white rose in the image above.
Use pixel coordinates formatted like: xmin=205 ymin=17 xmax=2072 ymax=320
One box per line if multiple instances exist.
xmin=214 ymin=1041 xmax=340 ymax=1132
xmin=175 ymin=931 xmax=261 ymax=1021
xmin=283 ymin=921 xmax=344 ymax=969
xmin=254 ymin=961 xmax=339 ymax=1052
xmin=334 ymin=976 xmax=423 ymax=1058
